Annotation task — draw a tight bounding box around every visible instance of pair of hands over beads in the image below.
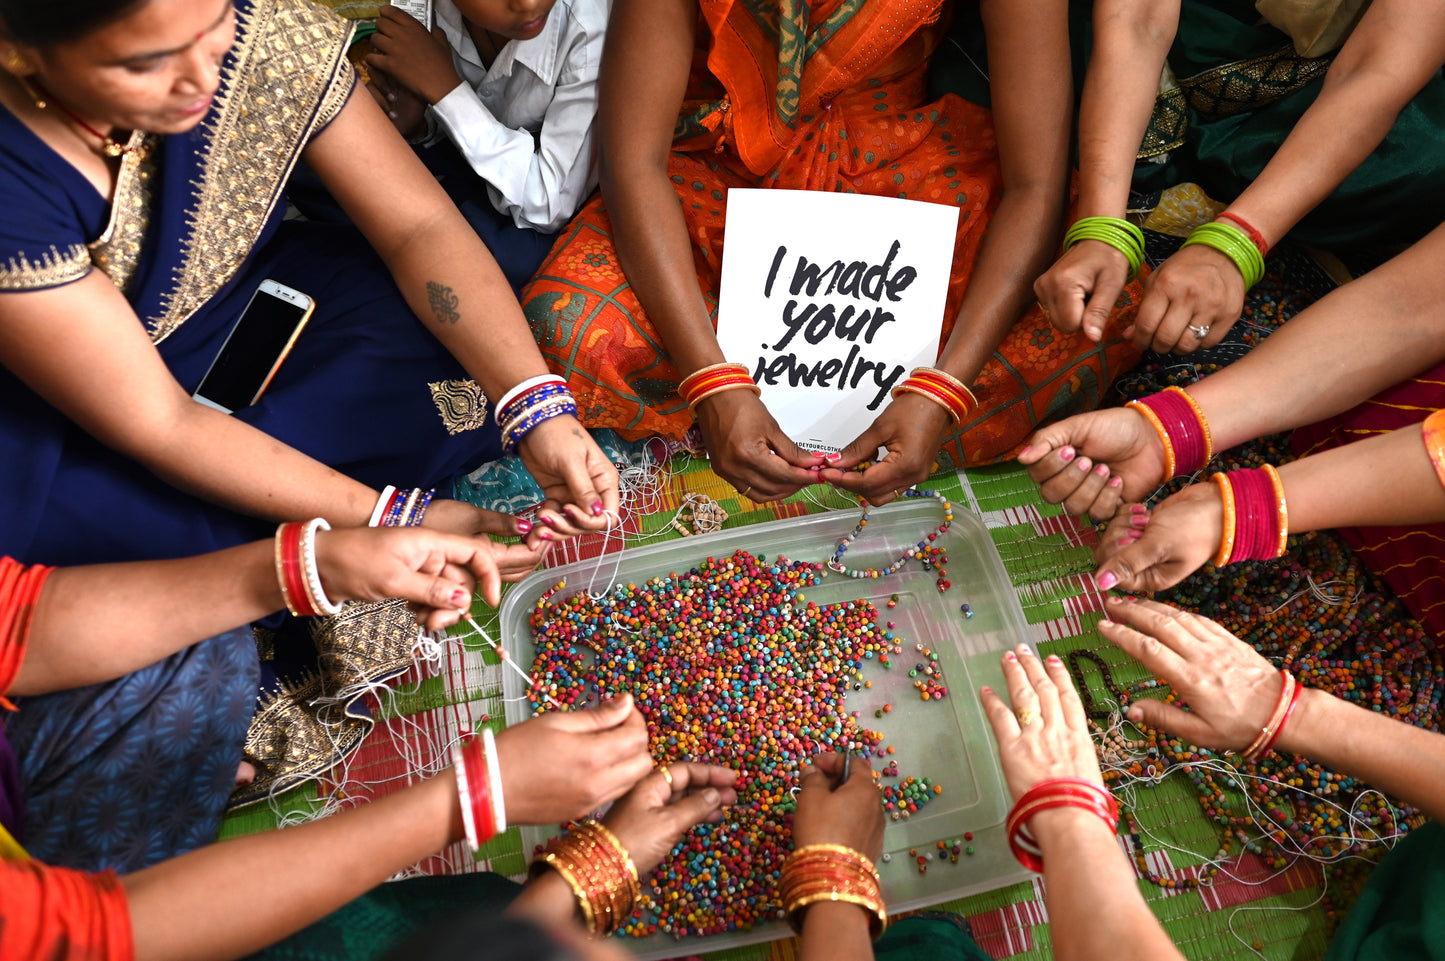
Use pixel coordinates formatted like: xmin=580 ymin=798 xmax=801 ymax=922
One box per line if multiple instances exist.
xmin=695 ymin=376 xmax=955 ymax=508
xmin=980 ymin=598 xmax=1308 ymax=807
xmin=1035 ymin=238 xmax=1245 ymax=355
xmin=1015 ymin=407 xmax=1219 ymax=593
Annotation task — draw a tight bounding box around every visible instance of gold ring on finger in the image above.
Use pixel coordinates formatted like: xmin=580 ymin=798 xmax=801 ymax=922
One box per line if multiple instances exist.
xmin=1015 ymin=708 xmax=1039 ymax=727
xmin=739 ymin=485 xmax=753 ymax=499
xmin=657 ymin=763 xmax=673 ymax=787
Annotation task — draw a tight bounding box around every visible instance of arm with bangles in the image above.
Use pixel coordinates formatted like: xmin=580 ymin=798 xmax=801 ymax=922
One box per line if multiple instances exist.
xmin=592 ymin=0 xmax=825 ymax=502
xmin=823 ymin=0 xmax=1075 ymax=504
xmin=1034 ymin=0 xmax=1179 ymax=343
xmin=1116 ymin=0 xmax=1445 ymax=355
xmin=304 ymin=85 xmax=618 ymax=538
xmin=1097 ymin=597 xmax=1445 ymax=825
xmin=1090 ymin=414 xmax=1445 ymax=593
xmin=1020 ymin=218 xmax=1445 ymax=519
xmin=979 ymin=645 xmax=1184 ymax=961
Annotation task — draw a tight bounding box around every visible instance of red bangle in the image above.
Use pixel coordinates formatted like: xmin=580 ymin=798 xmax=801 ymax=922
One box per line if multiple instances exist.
xmin=1214 ymin=466 xmax=1288 ymax=565
xmin=1127 ymin=387 xmax=1213 ymax=481
xmin=456 ymin=734 xmax=498 ymax=851
xmin=1005 ymin=778 xmax=1118 ymax=874
xmin=0 ymin=557 xmax=55 ymax=702
xmin=275 ymin=522 xmax=319 ymax=617
xmin=1256 ymin=676 xmax=1304 ymax=758
xmin=1216 ymin=212 xmax=1269 ymax=257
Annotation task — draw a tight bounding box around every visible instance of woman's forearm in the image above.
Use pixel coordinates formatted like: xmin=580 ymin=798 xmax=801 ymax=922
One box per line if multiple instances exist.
xmin=1032 ymin=809 xmax=1185 ymax=961
xmin=1184 ymin=220 xmax=1445 ymax=448
xmin=1277 ymin=423 xmax=1445 ymax=533
xmin=123 ymin=772 xmax=462 ymax=961
xmin=1075 ymin=0 xmax=1179 ymax=218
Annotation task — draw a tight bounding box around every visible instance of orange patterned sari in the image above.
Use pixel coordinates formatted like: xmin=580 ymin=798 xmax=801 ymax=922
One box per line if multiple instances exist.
xmin=521 ymin=0 xmax=1143 ymax=465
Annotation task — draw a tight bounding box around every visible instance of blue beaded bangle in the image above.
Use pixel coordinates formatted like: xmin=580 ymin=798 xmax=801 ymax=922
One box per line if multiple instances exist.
xmin=381 ymin=488 xmax=435 ymax=527
xmin=499 ymin=382 xmax=573 ymax=424
xmin=501 ymin=398 xmax=578 ymax=455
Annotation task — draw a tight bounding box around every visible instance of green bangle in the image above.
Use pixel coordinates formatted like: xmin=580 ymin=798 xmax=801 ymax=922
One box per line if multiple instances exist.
xmin=1063 ymin=216 xmax=1145 ymax=279
xmin=1180 ymin=221 xmax=1266 ymax=290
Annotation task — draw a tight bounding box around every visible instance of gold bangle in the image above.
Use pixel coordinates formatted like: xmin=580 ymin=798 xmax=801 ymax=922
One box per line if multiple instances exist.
xmin=783 ymin=890 xmax=888 ymax=940
xmin=1211 ymin=472 xmax=1236 ymax=567
xmin=912 ymin=366 xmax=980 ymax=411
xmin=1261 ymin=463 xmax=1289 ymax=559
xmin=679 ymin=361 xmax=750 ymax=397
xmin=890 ymin=382 xmax=962 ymax=425
xmin=687 ymin=380 xmax=762 ymax=414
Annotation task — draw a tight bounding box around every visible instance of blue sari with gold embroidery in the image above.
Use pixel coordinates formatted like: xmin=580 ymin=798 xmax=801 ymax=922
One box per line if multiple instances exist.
xmin=0 ymin=0 xmax=504 ymax=867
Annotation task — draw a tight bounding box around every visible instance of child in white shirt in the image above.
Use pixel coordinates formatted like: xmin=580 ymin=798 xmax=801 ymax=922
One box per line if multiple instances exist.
xmin=366 ymin=0 xmax=609 ymax=287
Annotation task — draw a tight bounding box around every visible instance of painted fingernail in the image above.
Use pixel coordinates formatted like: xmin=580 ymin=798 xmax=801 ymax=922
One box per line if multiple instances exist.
xmin=1046 ymin=654 xmax=1061 ymax=664
xmin=1130 ymin=516 xmax=1148 ymax=529
xmin=1018 ymin=644 xmax=1033 ymax=656
xmin=1131 ymin=504 xmax=1148 ymax=515
xmin=1059 ymin=447 xmax=1076 ymax=462
xmin=1109 ymin=477 xmax=1123 ymax=488
xmin=1126 ymin=595 xmax=1140 ymax=602
xmin=1004 ymin=651 xmax=1017 ymax=662
xmin=1127 ymin=705 xmax=1144 ymax=722
xmin=1019 ymin=445 xmax=1034 ymax=457
xmin=1117 ymin=536 xmax=1133 ymax=547
xmin=538 ymin=531 xmax=553 ymax=541
xmin=1098 ymin=619 xmax=1114 ymax=628
xmin=1107 ymin=595 xmax=1124 ymax=605
xmin=826 ymin=452 xmax=842 ymax=462
xmin=451 ymin=589 xmax=468 ymax=606
xmin=589 ymin=500 xmax=603 ymax=516
xmin=980 ymin=686 xmax=993 ymax=694
xmin=540 ymin=515 xmax=557 ymax=527
xmin=1094 ymin=464 xmax=1110 ymax=477
xmin=515 ymin=519 xmax=532 ymax=534
xmin=1096 ymin=571 xmax=1118 ymax=591
xmin=1076 ymin=458 xmax=1092 ymax=472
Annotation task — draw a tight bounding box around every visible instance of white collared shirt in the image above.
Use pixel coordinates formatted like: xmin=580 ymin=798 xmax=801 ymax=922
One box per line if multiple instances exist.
xmin=428 ymin=0 xmax=609 ymax=232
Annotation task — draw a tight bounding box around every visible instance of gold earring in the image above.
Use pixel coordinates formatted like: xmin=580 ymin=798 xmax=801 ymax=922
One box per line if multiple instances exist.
xmin=3 ymin=49 xmax=28 ymax=74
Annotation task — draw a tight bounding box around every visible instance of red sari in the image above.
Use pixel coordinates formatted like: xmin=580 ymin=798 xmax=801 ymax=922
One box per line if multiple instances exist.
xmin=521 ymin=0 xmax=1142 ymax=464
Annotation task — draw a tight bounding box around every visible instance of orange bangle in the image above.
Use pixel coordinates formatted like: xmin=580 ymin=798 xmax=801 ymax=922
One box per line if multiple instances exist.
xmin=1423 ymin=409 xmax=1445 ymax=492
xmin=1127 ymin=399 xmax=1177 ymax=482
xmin=1211 ymin=472 xmax=1236 ymax=567
xmin=1262 ymin=464 xmax=1289 ymax=559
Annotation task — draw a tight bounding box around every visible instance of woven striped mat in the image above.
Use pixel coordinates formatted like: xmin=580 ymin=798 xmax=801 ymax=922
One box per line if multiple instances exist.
xmin=221 ymin=456 xmax=1337 ymax=961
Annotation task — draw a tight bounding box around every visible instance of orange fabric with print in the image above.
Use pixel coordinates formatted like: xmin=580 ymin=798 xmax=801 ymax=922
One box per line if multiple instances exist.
xmin=522 ymin=0 xmax=1143 ymax=464
xmin=0 ymin=859 xmax=133 ymax=961
xmin=0 ymin=557 xmax=52 ymax=703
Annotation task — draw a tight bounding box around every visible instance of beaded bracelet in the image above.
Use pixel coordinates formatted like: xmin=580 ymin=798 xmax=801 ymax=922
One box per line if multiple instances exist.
xmin=889 ymin=367 xmax=979 ymax=425
xmin=274 ymin=519 xmax=343 ymax=617
xmin=778 ymin=843 xmax=887 ymax=940
xmin=1005 ymin=777 xmax=1119 ymax=874
xmin=1181 ymin=221 xmax=1266 ymax=290
xmin=498 ymin=382 xmax=572 ymax=426
xmin=1063 ymin=216 xmax=1146 ymax=280
xmin=826 ymin=489 xmax=953 ymax=582
xmin=500 ymin=394 xmax=578 ymax=456
xmin=1422 ymin=409 xmax=1445 ymax=491
xmin=1209 ymin=465 xmax=1288 ymax=566
xmin=1240 ymin=670 xmax=1297 ymax=761
xmin=529 ymin=819 xmax=640 ymax=937
xmin=679 ymin=362 xmax=761 ymax=413
xmin=1215 ymin=212 xmax=1269 ymax=257
xmin=1125 ymin=386 xmax=1214 ymax=482
xmin=497 ymin=374 xmax=567 ymax=417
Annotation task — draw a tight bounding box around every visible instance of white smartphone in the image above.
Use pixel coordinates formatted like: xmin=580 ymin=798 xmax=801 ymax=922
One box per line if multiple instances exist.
xmin=192 ymin=280 xmax=316 ymax=414
xmin=390 ymin=0 xmax=433 ymax=30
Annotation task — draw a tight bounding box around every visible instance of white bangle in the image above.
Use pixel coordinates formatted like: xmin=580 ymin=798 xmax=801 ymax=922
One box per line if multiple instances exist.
xmin=483 ymin=727 xmax=507 ymax=834
xmin=300 ymin=518 xmax=343 ymax=615
xmin=497 ymin=374 xmax=566 ymax=415
xmin=452 ymin=743 xmax=481 ymax=852
xmin=368 ymin=486 xmax=397 ymax=527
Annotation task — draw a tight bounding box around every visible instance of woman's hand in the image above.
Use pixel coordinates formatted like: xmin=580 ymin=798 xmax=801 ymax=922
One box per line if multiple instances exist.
xmin=693 ymin=389 xmax=826 ymax=502
xmin=819 ymin=393 xmax=951 ymax=505
xmin=1098 ymin=596 xmax=1286 ymax=751
xmin=1092 ymin=483 xmax=1219 ymax=592
xmin=364 ymin=69 xmax=429 ymax=140
xmin=1034 ymin=239 xmax=1133 ymax=343
xmin=313 ymin=526 xmax=512 ymax=630
xmin=791 ymin=753 xmax=885 ymax=862
xmin=1129 ymin=245 xmax=1244 ymax=354
xmin=421 ymin=499 xmax=548 ymax=577
xmin=494 ymin=695 xmax=654 ymax=824
xmin=1017 ymin=407 xmax=1166 ymax=520
xmin=979 ymin=644 xmax=1104 ymax=801
xmin=514 ymin=414 xmax=621 ymax=540
xmin=602 ymin=762 xmax=739 ymax=876
xmin=367 ymin=6 xmax=462 ymax=105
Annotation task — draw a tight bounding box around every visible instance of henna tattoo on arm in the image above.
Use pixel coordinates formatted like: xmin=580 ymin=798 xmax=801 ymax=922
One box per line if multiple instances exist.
xmin=426 ymin=281 xmax=461 ymax=325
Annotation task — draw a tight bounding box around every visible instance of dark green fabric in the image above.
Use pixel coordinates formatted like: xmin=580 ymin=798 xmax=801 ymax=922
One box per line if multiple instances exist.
xmin=245 ymin=872 xmax=521 ymax=961
xmin=927 ymin=0 xmax=1445 ymax=250
xmin=877 ymin=911 xmax=992 ymax=961
xmin=1326 ymin=822 xmax=1445 ymax=961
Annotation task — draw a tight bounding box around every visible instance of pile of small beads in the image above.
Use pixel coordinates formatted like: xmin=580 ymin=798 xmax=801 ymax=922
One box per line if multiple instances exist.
xmin=525 ymin=550 xmax=945 ymax=938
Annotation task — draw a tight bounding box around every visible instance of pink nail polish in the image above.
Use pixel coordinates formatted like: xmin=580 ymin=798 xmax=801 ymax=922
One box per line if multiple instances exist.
xmin=515 ymin=520 xmax=532 ymax=534
xmin=1095 ymin=464 xmax=1109 ymax=477
xmin=1130 ymin=515 xmax=1148 ymax=528
xmin=1109 ymin=477 xmax=1123 ymax=488
xmin=451 ymin=589 xmax=468 ymax=606
xmin=1019 ymin=445 xmax=1033 ymax=457
xmin=1118 ymin=536 xmax=1133 ymax=547
xmin=1004 ymin=651 xmax=1017 ymax=662
xmin=1098 ymin=619 xmax=1114 ymax=628
xmin=1076 ymin=458 xmax=1092 ymax=472
xmin=591 ymin=500 xmax=604 ymax=516
xmin=980 ymin=686 xmax=993 ymax=695
xmin=826 ymin=452 xmax=842 ymax=462
xmin=539 ymin=531 xmax=553 ymax=541
xmin=1046 ymin=654 xmax=1061 ymax=664
xmin=1059 ymin=447 xmax=1076 ymax=462
xmin=1131 ymin=504 xmax=1147 ymax=514
xmin=540 ymin=516 xmax=556 ymax=528
xmin=1096 ymin=571 xmax=1118 ymax=591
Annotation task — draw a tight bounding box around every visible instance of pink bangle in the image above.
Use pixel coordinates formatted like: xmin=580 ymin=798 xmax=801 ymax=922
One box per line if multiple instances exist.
xmin=1126 ymin=387 xmax=1214 ymax=481
xmin=1257 ymin=676 xmax=1304 ymax=758
xmin=1215 ymin=466 xmax=1288 ymax=565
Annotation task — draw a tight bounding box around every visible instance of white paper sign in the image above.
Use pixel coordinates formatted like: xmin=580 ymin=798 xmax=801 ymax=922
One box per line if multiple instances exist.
xmin=715 ymin=189 xmax=959 ymax=453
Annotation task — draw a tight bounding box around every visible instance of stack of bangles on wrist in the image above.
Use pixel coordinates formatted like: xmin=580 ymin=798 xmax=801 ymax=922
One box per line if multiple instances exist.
xmin=1240 ymin=669 xmax=1303 ymax=762
xmin=679 ymin=362 xmax=761 ymax=413
xmin=274 ymin=518 xmax=344 ymax=617
xmin=453 ymin=728 xmax=507 ymax=852
xmin=889 ymin=366 xmax=979 ymax=424
xmin=1006 ymin=777 xmax=1119 ymax=874
xmin=367 ymin=485 xmax=436 ymax=527
xmin=1063 ymin=216 xmax=1145 ymax=279
xmin=777 ymin=843 xmax=888 ymax=940
xmin=1125 ymin=385 xmax=1214 ymax=481
xmin=529 ymin=819 xmax=640 ymax=937
xmin=496 ymin=374 xmax=578 ymax=455
xmin=1211 ymin=464 xmax=1289 ymax=566
xmin=1181 ymin=213 xmax=1267 ymax=290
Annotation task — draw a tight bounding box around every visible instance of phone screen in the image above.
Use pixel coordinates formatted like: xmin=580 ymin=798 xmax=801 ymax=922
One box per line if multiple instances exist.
xmin=193 ymin=286 xmax=312 ymax=413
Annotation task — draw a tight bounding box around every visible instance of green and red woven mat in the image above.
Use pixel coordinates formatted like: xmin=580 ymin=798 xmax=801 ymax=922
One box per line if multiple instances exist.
xmin=223 ymin=454 xmax=1415 ymax=960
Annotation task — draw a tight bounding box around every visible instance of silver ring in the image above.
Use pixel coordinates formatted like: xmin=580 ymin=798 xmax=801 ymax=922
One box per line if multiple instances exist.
xmin=1188 ymin=324 xmax=1210 ymax=341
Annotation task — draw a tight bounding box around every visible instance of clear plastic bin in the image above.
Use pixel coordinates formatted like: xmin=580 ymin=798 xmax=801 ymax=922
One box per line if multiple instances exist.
xmin=499 ymin=499 xmax=1035 ymax=957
